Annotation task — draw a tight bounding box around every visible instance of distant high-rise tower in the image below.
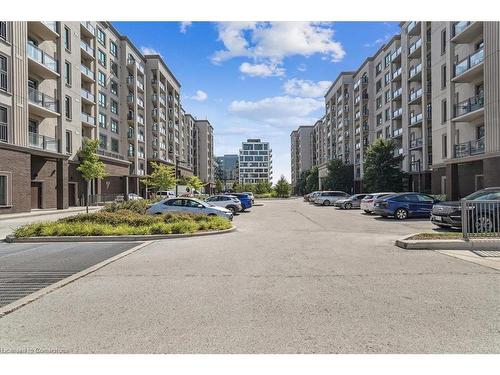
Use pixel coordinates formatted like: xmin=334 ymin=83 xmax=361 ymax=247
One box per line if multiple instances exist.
xmin=238 ymin=139 xmax=272 ymax=184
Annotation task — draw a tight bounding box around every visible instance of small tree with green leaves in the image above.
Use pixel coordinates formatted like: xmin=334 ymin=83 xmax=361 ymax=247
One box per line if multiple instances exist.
xmin=363 ymin=138 xmax=406 ymax=193
xmin=322 ymin=159 xmax=354 ymax=193
xmin=141 ymin=162 xmax=177 ymax=193
xmin=215 ymin=179 xmax=223 ymax=193
xmin=255 ymin=181 xmax=272 ymax=194
xmin=306 ymin=166 xmax=319 ymax=193
xmin=77 ymin=138 xmax=108 ymax=213
xmin=187 ymin=175 xmax=204 ymax=194
xmin=274 ymin=175 xmax=291 ymax=198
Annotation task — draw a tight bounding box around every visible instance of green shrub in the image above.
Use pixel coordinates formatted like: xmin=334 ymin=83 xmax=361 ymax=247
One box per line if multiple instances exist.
xmin=102 ymin=199 xmax=153 ymax=214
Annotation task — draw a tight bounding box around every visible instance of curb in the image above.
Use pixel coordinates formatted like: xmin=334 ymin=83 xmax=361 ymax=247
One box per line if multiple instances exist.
xmin=0 ymin=207 xmax=101 ymax=222
xmin=395 ymin=235 xmax=500 ymax=251
xmin=4 ymin=226 xmax=237 ymax=243
xmin=0 ymin=241 xmax=153 ymax=317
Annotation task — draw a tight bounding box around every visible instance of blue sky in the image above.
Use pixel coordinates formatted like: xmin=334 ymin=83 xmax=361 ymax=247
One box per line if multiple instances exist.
xmin=113 ymin=21 xmax=400 ymax=183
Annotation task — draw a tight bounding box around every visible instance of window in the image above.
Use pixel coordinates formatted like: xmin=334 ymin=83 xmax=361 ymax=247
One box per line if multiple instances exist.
xmin=97 ymin=28 xmax=106 ymax=47
xmin=0 ymin=22 xmax=7 ymax=41
xmin=98 ymin=70 xmax=106 ymax=87
xmin=111 ymin=138 xmax=119 ymax=153
xmin=65 ymin=130 xmax=72 ymax=154
xmin=64 ymin=26 xmax=71 ymax=51
xmin=384 ymin=53 xmax=391 ymax=67
xmin=477 ymin=124 xmax=485 ymax=140
xmin=110 ymin=100 xmax=118 ymax=115
xmin=97 ymin=49 xmax=106 ymax=67
xmin=384 ymin=72 xmax=391 ymax=85
xmin=98 ymin=113 xmax=107 ymax=128
xmin=64 ymin=61 xmax=71 ymax=86
xmin=0 ymin=173 xmax=10 ymax=206
xmin=110 ymin=41 xmax=118 ymax=57
xmin=376 ymin=62 xmax=382 ymax=75
xmin=98 ymin=92 xmax=107 ymax=108
xmin=99 ymin=134 xmax=107 ymax=149
xmin=376 ymin=114 xmax=383 ymax=125
xmin=376 ymin=96 xmax=382 ymax=109
xmin=111 ymin=119 xmax=119 ymax=133
xmin=0 ymin=105 xmax=7 ymax=142
xmin=0 ymin=54 xmax=7 ymax=91
xmin=376 ymin=80 xmax=382 ymax=93
xmin=441 ymin=64 xmax=447 ymax=89
xmin=440 ymin=28 xmax=446 ymax=55
xmin=111 ymin=62 xmax=118 ymax=77
xmin=442 ymin=134 xmax=447 ymax=158
xmin=385 ymin=108 xmax=390 ymax=121
xmin=441 ymin=99 xmax=447 ymax=123
xmin=64 ymin=96 xmax=72 ymax=119
xmin=110 ymin=80 xmax=118 ymax=96
xmin=384 ymin=90 xmax=390 ymax=104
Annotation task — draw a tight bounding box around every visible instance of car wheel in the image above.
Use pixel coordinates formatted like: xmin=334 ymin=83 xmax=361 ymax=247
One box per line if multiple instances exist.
xmin=395 ymin=208 xmax=408 ymax=220
xmin=154 ymin=212 xmax=163 ymax=215
xmin=345 ymin=202 xmax=352 ymax=210
xmin=474 ymin=215 xmax=494 ymax=233
xmin=363 ymin=210 xmax=371 ymax=214
xmin=228 ymin=206 xmax=237 ymax=214
xmin=323 ymin=200 xmax=330 ymax=206
xmin=208 ymin=213 xmax=217 ymax=217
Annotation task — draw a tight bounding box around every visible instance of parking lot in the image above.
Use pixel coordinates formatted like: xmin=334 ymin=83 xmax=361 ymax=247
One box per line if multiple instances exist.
xmin=0 ymin=198 xmax=498 ymax=353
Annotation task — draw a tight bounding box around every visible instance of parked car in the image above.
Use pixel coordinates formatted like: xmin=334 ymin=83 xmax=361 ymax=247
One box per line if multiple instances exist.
xmin=314 ymin=191 xmax=350 ymax=206
xmin=431 ymin=187 xmax=500 ymax=229
xmin=372 ymin=192 xmax=440 ymax=220
xmin=304 ymin=191 xmax=321 ymax=202
xmin=360 ymin=193 xmax=395 ymax=214
xmin=146 ymin=197 xmax=233 ymax=220
xmin=231 ymin=193 xmax=253 ymax=211
xmin=127 ymin=193 xmax=143 ymax=201
xmin=334 ymin=194 xmax=368 ymax=209
xmin=156 ymin=190 xmax=176 ymax=199
xmin=206 ymin=195 xmax=242 ymax=214
xmin=243 ymin=192 xmax=255 ymax=204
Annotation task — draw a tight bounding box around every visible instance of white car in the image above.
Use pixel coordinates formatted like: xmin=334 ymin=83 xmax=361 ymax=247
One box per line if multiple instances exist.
xmin=205 ymin=195 xmax=242 ymax=214
xmin=360 ymin=192 xmax=396 ymax=213
xmin=127 ymin=193 xmax=143 ymax=200
xmin=146 ymin=197 xmax=233 ymax=220
xmin=314 ymin=191 xmax=350 ymax=206
xmin=156 ymin=190 xmax=176 ymax=199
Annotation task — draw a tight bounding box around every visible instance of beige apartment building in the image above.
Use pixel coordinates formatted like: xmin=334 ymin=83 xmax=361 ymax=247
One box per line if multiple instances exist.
xmin=0 ymin=21 xmax=214 ymax=214
xmin=193 ymin=119 xmax=215 ymax=192
xmin=290 ymin=125 xmax=313 ymax=190
xmin=293 ymin=21 xmax=499 ymax=199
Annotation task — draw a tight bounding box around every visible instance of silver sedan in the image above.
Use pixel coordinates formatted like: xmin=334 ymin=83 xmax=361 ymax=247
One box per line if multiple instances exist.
xmin=146 ymin=197 xmax=233 ymax=220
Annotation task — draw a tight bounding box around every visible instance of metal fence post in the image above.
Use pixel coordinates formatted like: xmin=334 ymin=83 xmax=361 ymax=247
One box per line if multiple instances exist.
xmin=461 ymin=199 xmax=468 ymax=240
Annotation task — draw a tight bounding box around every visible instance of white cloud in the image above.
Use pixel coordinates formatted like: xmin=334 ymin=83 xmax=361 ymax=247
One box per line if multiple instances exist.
xmin=239 ymin=62 xmax=285 ymax=77
xmin=228 ymin=96 xmax=323 ymax=127
xmin=141 ymin=46 xmax=162 ymax=57
xmin=188 ymin=90 xmax=208 ymax=102
xmin=180 ymin=21 xmax=192 ymax=33
xmin=212 ymin=22 xmax=345 ymax=77
xmin=282 ymin=78 xmax=332 ymax=98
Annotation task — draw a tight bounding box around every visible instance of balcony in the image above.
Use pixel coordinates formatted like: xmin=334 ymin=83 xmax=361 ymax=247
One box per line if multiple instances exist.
xmin=0 ymin=122 xmax=8 ymax=143
xmin=28 ymin=21 xmax=59 ymax=40
xmin=137 ymin=80 xmax=144 ymax=91
xmin=453 ymin=94 xmax=484 ymax=122
xmin=390 ymin=46 xmax=402 ymax=62
xmin=452 ymin=48 xmax=484 ymax=82
xmin=80 ymin=22 xmax=95 ymax=37
xmin=28 ymin=132 xmax=59 ymax=153
xmin=408 ymin=88 xmax=423 ymax=104
xmin=408 ymin=63 xmax=422 ymax=81
xmin=97 ymin=148 xmax=125 ymax=161
xmin=392 ymin=108 xmax=403 ymax=119
xmin=410 ymin=160 xmax=421 ymax=173
xmin=451 ymin=21 xmax=483 ymax=44
xmin=393 ymin=147 xmax=404 ymax=156
xmin=81 ymin=112 xmax=96 ymax=127
xmin=28 ymin=87 xmax=59 ymax=118
xmin=407 ymin=21 xmax=420 ymax=36
xmin=408 ymin=38 xmax=422 ymax=58
xmin=409 ymin=113 xmax=423 ymax=127
xmin=80 ymin=40 xmax=94 ymax=59
xmin=392 ymin=127 xmax=403 ymax=138
xmin=127 ymin=57 xmax=136 ymax=67
xmin=392 ymin=67 xmax=402 ymax=81
xmin=392 ymin=87 xmax=403 ymax=100
xmin=127 ymin=76 xmax=135 ymax=88
xmin=454 ymin=138 xmax=485 ymax=158
xmin=409 ymin=137 xmax=423 ymax=149
xmin=81 ymin=89 xmax=95 ymax=104
xmin=127 ymin=94 xmax=135 ymax=105
xmin=80 ymin=64 xmax=95 ymax=82
xmin=137 ymin=97 xmax=144 ymax=109
xmin=27 ymin=43 xmax=59 ymax=78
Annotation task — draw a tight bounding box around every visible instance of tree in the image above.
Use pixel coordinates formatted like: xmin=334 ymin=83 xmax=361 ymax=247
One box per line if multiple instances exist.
xmin=306 ymin=166 xmax=319 ymax=193
xmin=296 ymin=170 xmax=310 ymax=195
xmin=322 ymin=159 xmax=354 ymax=193
xmin=215 ymin=179 xmax=223 ymax=193
xmin=255 ymin=181 xmax=272 ymax=194
xmin=141 ymin=162 xmax=177 ymax=192
xmin=232 ymin=181 xmax=241 ymax=193
xmin=363 ymin=138 xmax=406 ymax=193
xmin=274 ymin=175 xmax=291 ymax=198
xmin=77 ymin=138 xmax=108 ymax=213
xmin=187 ymin=175 xmax=204 ymax=193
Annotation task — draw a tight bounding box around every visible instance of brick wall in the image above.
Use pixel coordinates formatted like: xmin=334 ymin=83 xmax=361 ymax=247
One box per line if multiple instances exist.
xmin=0 ymin=148 xmax=31 ymax=214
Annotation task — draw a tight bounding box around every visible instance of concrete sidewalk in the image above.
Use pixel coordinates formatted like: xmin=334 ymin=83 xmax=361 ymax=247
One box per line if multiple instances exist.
xmin=0 ymin=206 xmax=100 ymax=221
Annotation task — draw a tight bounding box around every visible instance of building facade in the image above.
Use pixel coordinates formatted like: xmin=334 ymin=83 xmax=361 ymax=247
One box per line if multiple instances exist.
xmin=291 ymin=21 xmax=500 ymax=199
xmin=193 ymin=119 xmax=215 ymax=192
xmin=290 ymin=126 xmax=313 ymax=190
xmin=0 ymin=21 xmax=214 ymax=214
xmin=215 ymin=154 xmax=239 ymax=189
xmin=239 ymin=138 xmax=272 ymax=184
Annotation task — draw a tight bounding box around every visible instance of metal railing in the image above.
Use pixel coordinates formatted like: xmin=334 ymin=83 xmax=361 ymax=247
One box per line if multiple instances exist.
xmin=454 ymin=94 xmax=484 ymax=117
xmin=454 ymin=137 xmax=485 ymax=158
xmin=410 ymin=160 xmax=421 ymax=172
xmin=409 ymin=63 xmax=422 ymax=79
xmin=81 ymin=112 xmax=96 ymax=126
xmin=80 ymin=40 xmax=94 ymax=56
xmin=27 ymin=43 xmax=58 ymax=73
xmin=461 ymin=199 xmax=500 ymax=239
xmin=80 ymin=21 xmax=95 ymax=36
xmin=409 ymin=113 xmax=423 ymax=126
xmin=409 ymin=88 xmax=422 ymax=102
xmin=80 ymin=64 xmax=95 ymax=80
xmin=453 ymin=21 xmax=472 ymax=38
xmin=28 ymin=132 xmax=58 ymax=152
xmin=454 ymin=48 xmax=484 ymax=77
xmin=97 ymin=148 xmax=125 ymax=160
xmin=88 ymin=194 xmax=124 ymax=206
xmin=81 ymin=89 xmax=95 ymax=103
xmin=409 ymin=137 xmax=423 ymax=149
xmin=408 ymin=38 xmax=422 ymax=55
xmin=0 ymin=122 xmax=8 ymax=142
xmin=28 ymin=87 xmax=58 ymax=112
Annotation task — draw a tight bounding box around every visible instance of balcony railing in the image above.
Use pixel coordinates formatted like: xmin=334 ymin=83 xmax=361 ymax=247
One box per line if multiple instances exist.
xmin=81 ymin=112 xmax=96 ymax=126
xmin=454 ymin=94 xmax=484 ymax=118
xmin=409 ymin=113 xmax=423 ymax=125
xmin=80 ymin=64 xmax=95 ymax=80
xmin=392 ymin=127 xmax=403 ymax=137
xmin=80 ymin=40 xmax=94 ymax=56
xmin=28 ymin=87 xmax=58 ymax=112
xmin=97 ymin=148 xmax=125 ymax=161
xmin=392 ymin=108 xmax=403 ymax=118
xmin=80 ymin=21 xmax=95 ymax=36
xmin=410 ymin=137 xmax=423 ymax=149
xmin=454 ymin=138 xmax=485 ymax=158
xmin=81 ymin=89 xmax=95 ymax=103
xmin=409 ymin=63 xmax=422 ymax=79
xmin=392 ymin=67 xmax=402 ymax=79
xmin=0 ymin=122 xmax=8 ymax=142
xmin=453 ymin=21 xmax=472 ymax=37
xmin=454 ymin=48 xmax=484 ymax=77
xmin=28 ymin=132 xmax=58 ymax=152
xmin=42 ymin=21 xmax=58 ymax=34
xmin=409 ymin=88 xmax=422 ymax=102
xmin=390 ymin=46 xmax=402 ymax=61
xmin=407 ymin=21 xmax=417 ymax=33
xmin=393 ymin=147 xmax=404 ymax=156
xmin=392 ymin=87 xmax=402 ymax=99
xmin=410 ymin=160 xmax=421 ymax=172
xmin=408 ymin=38 xmax=422 ymax=55
xmin=27 ymin=43 xmax=58 ymax=73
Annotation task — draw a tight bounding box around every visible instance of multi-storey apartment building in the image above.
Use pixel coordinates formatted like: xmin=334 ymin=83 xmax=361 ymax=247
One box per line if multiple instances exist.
xmin=215 ymin=154 xmax=239 ymax=190
xmin=193 ymin=119 xmax=215 ymax=192
xmin=292 ymin=21 xmax=499 ymax=198
xmin=290 ymin=126 xmax=313 ymax=190
xmin=239 ymin=139 xmax=272 ymax=184
xmin=0 ymin=21 xmax=214 ymax=214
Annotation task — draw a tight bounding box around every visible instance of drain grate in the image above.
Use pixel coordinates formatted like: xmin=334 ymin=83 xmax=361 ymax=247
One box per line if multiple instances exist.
xmin=0 ymin=270 xmax=77 ymax=307
xmin=471 ymin=250 xmax=500 ymax=258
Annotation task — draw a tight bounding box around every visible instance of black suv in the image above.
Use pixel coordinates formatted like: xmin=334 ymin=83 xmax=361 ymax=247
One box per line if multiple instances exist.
xmin=430 ymin=187 xmax=500 ymax=229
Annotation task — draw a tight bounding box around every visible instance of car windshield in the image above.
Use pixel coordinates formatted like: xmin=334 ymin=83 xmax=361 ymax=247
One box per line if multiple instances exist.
xmin=464 ymin=190 xmax=498 ymax=200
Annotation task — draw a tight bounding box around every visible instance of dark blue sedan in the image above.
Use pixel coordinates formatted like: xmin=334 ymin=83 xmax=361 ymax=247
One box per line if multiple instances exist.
xmin=372 ymin=193 xmax=440 ymax=220
xmin=231 ymin=193 xmax=253 ymax=211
